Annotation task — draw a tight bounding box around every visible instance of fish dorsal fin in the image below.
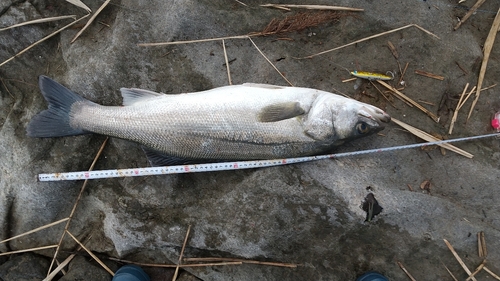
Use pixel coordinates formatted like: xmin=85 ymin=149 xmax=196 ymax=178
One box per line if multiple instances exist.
xmin=120 ymin=88 xmax=163 ymax=106
xmin=258 ymin=102 xmax=305 ymax=122
xmin=242 ymin=83 xmax=285 ymax=90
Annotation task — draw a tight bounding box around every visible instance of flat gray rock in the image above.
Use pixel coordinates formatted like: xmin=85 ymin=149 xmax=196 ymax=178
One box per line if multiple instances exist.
xmin=0 ymin=0 xmax=499 ymax=280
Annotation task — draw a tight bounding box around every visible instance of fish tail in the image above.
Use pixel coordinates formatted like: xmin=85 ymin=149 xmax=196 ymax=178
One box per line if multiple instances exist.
xmin=27 ymin=76 xmax=92 ymax=137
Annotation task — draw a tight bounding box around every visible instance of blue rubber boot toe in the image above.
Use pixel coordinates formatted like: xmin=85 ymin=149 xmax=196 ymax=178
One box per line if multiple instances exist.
xmin=356 ymin=271 xmax=389 ymax=281
xmin=112 ymin=265 xmax=150 ymax=281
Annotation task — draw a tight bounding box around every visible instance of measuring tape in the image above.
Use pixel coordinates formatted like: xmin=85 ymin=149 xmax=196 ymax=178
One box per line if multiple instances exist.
xmin=38 ymin=133 xmax=500 ymax=182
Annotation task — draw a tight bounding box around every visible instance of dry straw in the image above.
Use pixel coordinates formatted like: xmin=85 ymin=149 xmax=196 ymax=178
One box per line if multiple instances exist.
xmin=71 ymin=0 xmax=111 ymax=43
xmin=47 ymin=137 xmax=109 ymax=276
xmin=443 ymin=239 xmax=477 ymax=281
xmin=449 ymin=84 xmax=496 ymax=134
xmin=296 ymin=24 xmax=439 ymax=59
xmin=414 ymin=69 xmax=444 ymax=81
xmin=0 ymin=15 xmax=77 ymax=31
xmin=0 ymin=245 xmax=58 ymax=257
xmin=139 ymin=10 xmax=348 ymax=47
xmin=172 ymin=225 xmax=191 ymax=281
xmin=397 ymin=261 xmax=416 ymax=281
xmin=454 ymin=0 xmax=486 ymax=30
xmin=260 ymin=4 xmax=363 ymax=12
xmin=65 ymin=0 xmax=91 ymax=13
xmin=377 ymin=80 xmax=439 ymax=122
xmin=248 ymin=37 xmax=294 ymax=86
xmin=391 ymin=118 xmax=473 ymax=158
xmin=0 ymin=14 xmax=89 ymax=68
xmin=0 ymin=218 xmax=69 ymax=244
xmin=184 ymin=257 xmax=298 ymax=268
xmin=467 ymin=7 xmax=500 ymax=121
xmin=66 ymin=230 xmax=114 ymax=276
xmin=222 ymin=40 xmax=232 ymax=85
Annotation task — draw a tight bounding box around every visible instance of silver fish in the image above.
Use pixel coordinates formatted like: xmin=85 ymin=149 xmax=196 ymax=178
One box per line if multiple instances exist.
xmin=27 ymin=76 xmax=390 ymax=165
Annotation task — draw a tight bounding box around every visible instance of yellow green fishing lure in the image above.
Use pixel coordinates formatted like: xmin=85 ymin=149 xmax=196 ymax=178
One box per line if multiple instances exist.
xmin=350 ymin=70 xmax=394 ymax=81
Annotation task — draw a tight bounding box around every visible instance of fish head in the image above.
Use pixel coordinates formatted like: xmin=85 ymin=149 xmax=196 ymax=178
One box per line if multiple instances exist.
xmin=332 ymin=100 xmax=391 ymax=144
xmin=304 ymin=94 xmax=390 ymax=144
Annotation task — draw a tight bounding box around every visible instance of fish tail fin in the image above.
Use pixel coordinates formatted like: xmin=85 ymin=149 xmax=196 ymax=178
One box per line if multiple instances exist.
xmin=27 ymin=76 xmax=92 ymax=137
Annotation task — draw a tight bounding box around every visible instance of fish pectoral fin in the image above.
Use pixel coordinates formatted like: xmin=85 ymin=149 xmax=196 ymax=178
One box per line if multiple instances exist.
xmin=142 ymin=147 xmax=224 ymax=166
xmin=257 ymin=102 xmax=305 ymax=122
xmin=121 ymin=88 xmax=164 ymax=106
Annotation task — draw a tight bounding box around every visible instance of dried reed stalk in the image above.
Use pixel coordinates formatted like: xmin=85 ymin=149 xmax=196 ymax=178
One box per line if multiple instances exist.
xmin=45 ymin=235 xmax=92 ymax=281
xmin=109 ymin=257 xmax=243 ymax=268
xmin=139 ymin=11 xmax=347 ymax=47
xmin=222 ymin=40 xmax=232 ymax=85
xmin=261 ymin=4 xmax=363 ymax=12
xmin=66 ymin=0 xmax=91 ymax=12
xmin=172 ymin=225 xmax=191 ymax=281
xmin=397 ymin=261 xmax=416 ymax=281
xmin=0 ymin=218 xmax=69 ymax=244
xmin=377 ymin=80 xmax=439 ymax=122
xmin=248 ymin=37 xmax=294 ymax=86
xmin=184 ymin=257 xmax=298 ymax=268
xmin=414 ymin=69 xmax=444 ymax=80
xmin=467 ymin=7 xmax=500 ymax=121
xmin=47 ymin=137 xmax=108 ymax=276
xmin=71 ymin=0 xmax=111 ymax=43
xmin=138 ymin=35 xmax=251 ymax=47
xmin=443 ymin=239 xmax=477 ymax=281
xmin=465 ymin=260 xmax=486 ymax=281
xmin=484 ymin=267 xmax=500 ymax=280
xmin=387 ymin=41 xmax=398 ymax=59
xmin=391 ymin=118 xmax=473 ymax=158
xmin=43 ymin=254 xmax=76 ymax=281
xmin=449 ymin=83 xmax=470 ymax=135
xmin=478 ymin=231 xmax=487 ymax=258
xmin=370 ymin=81 xmax=397 ymax=108
xmin=0 ymin=14 xmax=89 ymax=68
xmin=451 ymin=84 xmax=496 ymax=132
xmin=0 ymin=15 xmax=77 ymax=31
xmin=442 ymin=262 xmax=459 ymax=281
xmin=66 ymin=230 xmax=114 ymax=276
xmin=454 ymin=0 xmax=486 ymax=30
xmin=399 ymin=62 xmax=409 ymax=86
xmin=0 ymin=245 xmax=58 ymax=256
xmin=233 ymin=0 xmax=247 ymax=7
xmin=298 ymin=24 xmax=439 ymax=59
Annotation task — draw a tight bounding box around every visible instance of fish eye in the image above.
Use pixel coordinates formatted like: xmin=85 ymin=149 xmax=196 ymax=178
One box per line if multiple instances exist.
xmin=356 ymin=122 xmax=370 ymax=134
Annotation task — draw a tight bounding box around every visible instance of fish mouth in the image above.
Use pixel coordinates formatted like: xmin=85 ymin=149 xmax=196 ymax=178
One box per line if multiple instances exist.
xmin=359 ymin=106 xmax=391 ymax=124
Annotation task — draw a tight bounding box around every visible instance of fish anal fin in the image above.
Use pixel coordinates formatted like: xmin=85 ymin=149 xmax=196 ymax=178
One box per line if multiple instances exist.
xmin=121 ymin=88 xmax=164 ymax=106
xmin=142 ymin=147 xmax=225 ymax=166
xmin=258 ymin=102 xmax=305 ymax=122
